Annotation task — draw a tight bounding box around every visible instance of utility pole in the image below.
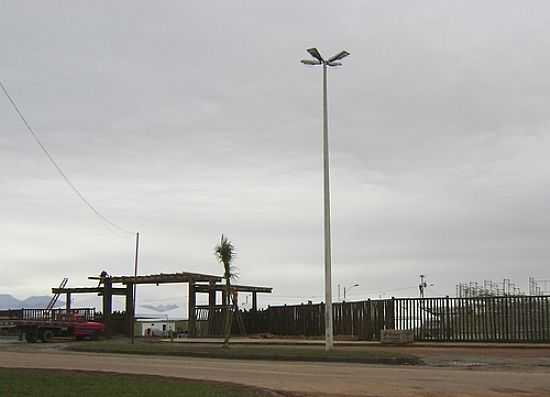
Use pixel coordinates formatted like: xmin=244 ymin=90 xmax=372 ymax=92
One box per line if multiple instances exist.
xmin=131 ymin=232 xmax=140 ymax=344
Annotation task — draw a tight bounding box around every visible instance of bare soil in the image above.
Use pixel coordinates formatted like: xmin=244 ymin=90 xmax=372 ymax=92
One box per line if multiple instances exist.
xmin=0 ymin=342 xmax=549 ymax=396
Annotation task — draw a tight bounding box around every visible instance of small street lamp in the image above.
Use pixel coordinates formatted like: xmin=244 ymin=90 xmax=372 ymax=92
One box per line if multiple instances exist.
xmin=344 ymin=283 xmax=360 ymax=301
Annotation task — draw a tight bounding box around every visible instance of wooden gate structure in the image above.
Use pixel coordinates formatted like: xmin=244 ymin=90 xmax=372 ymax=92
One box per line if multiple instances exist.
xmin=50 ymin=271 xmax=270 ymax=338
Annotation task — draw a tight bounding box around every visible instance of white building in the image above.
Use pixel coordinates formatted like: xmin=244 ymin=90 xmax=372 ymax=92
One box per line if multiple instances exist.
xmin=137 ymin=318 xmax=176 ymax=337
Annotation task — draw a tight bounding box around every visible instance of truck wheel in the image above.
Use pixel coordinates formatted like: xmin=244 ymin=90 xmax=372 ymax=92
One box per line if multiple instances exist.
xmin=40 ymin=329 xmax=54 ymax=343
xmin=25 ymin=330 xmax=37 ymax=343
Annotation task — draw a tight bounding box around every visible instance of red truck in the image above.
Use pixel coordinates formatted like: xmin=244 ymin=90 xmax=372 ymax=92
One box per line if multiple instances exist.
xmin=10 ymin=308 xmax=104 ymax=342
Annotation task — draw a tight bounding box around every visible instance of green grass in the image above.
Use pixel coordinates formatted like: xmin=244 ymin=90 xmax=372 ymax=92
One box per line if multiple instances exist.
xmin=0 ymin=368 xmax=268 ymax=397
xmin=67 ymin=339 xmax=422 ymax=365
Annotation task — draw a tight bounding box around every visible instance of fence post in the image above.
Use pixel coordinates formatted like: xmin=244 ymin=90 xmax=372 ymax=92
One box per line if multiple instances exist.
xmin=446 ymin=296 xmax=451 ymax=341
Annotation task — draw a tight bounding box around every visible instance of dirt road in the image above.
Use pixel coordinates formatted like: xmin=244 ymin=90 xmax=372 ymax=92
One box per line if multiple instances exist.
xmin=1 ymin=350 xmax=550 ymax=396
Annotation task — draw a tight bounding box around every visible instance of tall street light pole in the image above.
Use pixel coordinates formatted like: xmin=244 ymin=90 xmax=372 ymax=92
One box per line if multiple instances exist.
xmin=302 ymin=48 xmax=350 ymax=352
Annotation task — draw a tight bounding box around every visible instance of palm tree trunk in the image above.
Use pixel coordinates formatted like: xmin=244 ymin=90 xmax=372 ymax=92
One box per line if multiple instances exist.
xmin=223 ymin=275 xmax=232 ymax=348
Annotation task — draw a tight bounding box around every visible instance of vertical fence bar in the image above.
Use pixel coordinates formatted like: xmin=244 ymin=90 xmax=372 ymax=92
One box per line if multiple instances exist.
xmin=471 ymin=297 xmax=476 ymax=342
xmin=527 ymin=296 xmax=535 ymax=342
xmin=519 ymin=299 xmax=529 ymax=342
xmin=491 ymin=297 xmax=497 ymax=342
xmin=516 ymin=296 xmax=521 ymax=342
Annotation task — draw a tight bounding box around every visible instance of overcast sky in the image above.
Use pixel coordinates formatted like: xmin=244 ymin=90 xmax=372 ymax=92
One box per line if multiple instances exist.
xmin=1 ymin=1 xmax=550 ymax=317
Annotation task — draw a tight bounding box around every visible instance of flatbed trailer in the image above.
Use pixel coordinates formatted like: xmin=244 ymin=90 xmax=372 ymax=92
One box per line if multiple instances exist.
xmin=9 ymin=308 xmax=104 ymax=342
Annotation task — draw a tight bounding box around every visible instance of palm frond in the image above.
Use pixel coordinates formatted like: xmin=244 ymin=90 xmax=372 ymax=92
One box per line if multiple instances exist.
xmin=214 ymin=234 xmax=237 ymax=279
xmin=229 ymin=265 xmax=239 ymax=281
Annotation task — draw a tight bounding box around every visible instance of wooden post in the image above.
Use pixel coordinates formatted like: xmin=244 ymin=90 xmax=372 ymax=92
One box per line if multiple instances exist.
xmin=126 ymin=283 xmax=134 ymax=338
xmin=102 ymin=278 xmax=113 ymax=338
xmin=188 ymin=279 xmax=196 ymax=337
xmin=208 ymin=281 xmax=216 ymax=309
xmin=65 ymin=292 xmax=71 ymax=311
xmin=207 ymin=281 xmax=216 ymax=337
xmin=252 ymin=292 xmax=258 ymax=312
xmin=446 ymin=296 xmax=451 ymax=341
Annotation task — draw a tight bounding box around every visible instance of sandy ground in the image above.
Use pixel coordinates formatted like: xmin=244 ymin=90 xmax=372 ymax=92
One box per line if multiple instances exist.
xmin=1 ymin=347 xmax=550 ymax=397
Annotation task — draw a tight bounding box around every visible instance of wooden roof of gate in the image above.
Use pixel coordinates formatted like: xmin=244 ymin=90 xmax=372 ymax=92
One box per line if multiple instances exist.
xmin=194 ymin=284 xmax=272 ymax=293
xmin=88 ymin=272 xmax=222 ymax=285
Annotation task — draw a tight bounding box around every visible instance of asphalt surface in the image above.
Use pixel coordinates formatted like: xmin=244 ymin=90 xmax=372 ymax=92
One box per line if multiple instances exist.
xmin=1 ymin=349 xmax=550 ymax=396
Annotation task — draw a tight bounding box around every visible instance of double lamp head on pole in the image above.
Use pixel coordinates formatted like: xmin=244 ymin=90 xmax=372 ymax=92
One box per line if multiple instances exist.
xmin=301 ymin=47 xmax=350 ymax=67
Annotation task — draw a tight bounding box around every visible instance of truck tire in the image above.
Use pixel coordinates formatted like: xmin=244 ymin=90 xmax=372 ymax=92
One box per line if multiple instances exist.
xmin=40 ymin=329 xmax=54 ymax=343
xmin=25 ymin=329 xmax=38 ymax=343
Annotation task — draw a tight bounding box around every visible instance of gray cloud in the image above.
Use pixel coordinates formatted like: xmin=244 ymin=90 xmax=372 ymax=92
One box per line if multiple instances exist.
xmin=2 ymin=1 xmax=550 ymax=316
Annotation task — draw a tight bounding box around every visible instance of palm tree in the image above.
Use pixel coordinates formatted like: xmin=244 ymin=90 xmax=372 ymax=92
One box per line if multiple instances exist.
xmin=215 ymin=234 xmax=237 ymax=347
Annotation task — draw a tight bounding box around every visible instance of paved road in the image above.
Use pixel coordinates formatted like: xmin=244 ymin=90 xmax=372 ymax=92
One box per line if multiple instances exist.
xmin=1 ymin=350 xmax=550 ymax=396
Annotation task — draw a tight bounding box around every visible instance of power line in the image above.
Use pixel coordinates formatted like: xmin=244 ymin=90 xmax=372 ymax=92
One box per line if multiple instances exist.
xmin=0 ymin=79 xmax=133 ymax=235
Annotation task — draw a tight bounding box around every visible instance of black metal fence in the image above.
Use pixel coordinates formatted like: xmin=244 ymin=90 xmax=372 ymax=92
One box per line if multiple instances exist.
xmin=5 ymin=308 xmax=96 ymax=322
xmin=235 ymin=296 xmax=550 ymax=343
xmin=394 ymin=296 xmax=550 ymax=343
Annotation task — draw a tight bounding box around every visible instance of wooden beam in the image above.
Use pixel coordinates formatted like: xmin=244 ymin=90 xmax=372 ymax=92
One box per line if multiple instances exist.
xmin=196 ymin=304 xmax=225 ymax=309
xmin=52 ymin=287 xmax=127 ymax=295
xmin=89 ymin=272 xmax=222 ymax=285
xmin=194 ymin=284 xmax=272 ymax=294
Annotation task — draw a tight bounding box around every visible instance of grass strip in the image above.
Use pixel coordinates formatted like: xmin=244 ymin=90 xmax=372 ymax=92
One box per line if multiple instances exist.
xmin=0 ymin=367 xmax=275 ymax=397
xmin=67 ymin=340 xmax=423 ymax=365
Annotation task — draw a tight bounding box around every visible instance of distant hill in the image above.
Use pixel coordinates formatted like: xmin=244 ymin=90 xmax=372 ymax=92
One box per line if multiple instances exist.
xmin=140 ymin=304 xmax=178 ymax=313
xmin=0 ymin=294 xmax=64 ymax=310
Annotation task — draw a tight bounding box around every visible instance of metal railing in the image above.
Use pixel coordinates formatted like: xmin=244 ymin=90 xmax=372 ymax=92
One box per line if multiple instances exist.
xmin=11 ymin=308 xmax=96 ymax=322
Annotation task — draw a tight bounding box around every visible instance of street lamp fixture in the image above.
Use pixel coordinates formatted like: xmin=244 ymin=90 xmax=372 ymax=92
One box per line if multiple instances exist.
xmin=344 ymin=283 xmax=360 ymax=301
xmin=301 ymin=47 xmax=350 ymax=352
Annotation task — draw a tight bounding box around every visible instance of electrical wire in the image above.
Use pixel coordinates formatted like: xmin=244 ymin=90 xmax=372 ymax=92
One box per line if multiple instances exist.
xmin=0 ymin=79 xmax=133 ymax=235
